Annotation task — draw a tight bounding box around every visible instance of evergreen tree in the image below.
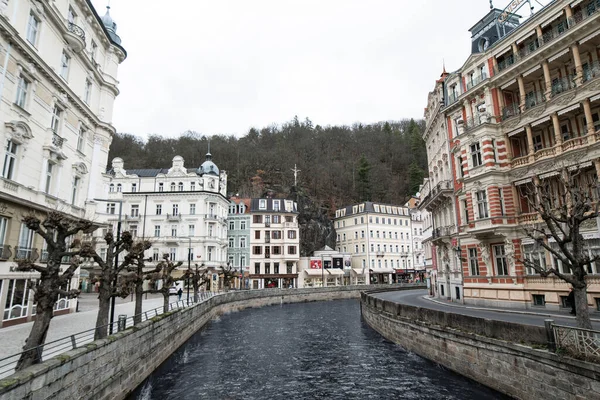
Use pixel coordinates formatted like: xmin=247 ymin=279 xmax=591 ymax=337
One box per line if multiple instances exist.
xmin=357 ymin=155 xmax=372 ymax=202
xmin=408 ymin=161 xmax=425 ymax=196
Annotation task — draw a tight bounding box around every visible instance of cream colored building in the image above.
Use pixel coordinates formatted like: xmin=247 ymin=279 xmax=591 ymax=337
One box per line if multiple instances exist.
xmin=334 ymin=202 xmax=412 ymax=285
xmin=0 ymin=1 xmax=126 ymax=326
xmin=425 ymin=0 xmax=600 ymax=311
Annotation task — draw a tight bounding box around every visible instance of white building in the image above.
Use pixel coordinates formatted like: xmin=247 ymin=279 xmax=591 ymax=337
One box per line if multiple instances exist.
xmin=0 ymin=2 xmax=126 ymax=327
xmin=98 ymin=153 xmax=229 ymax=283
xmin=417 ymin=182 xmax=435 ymax=295
xmin=407 ymin=198 xmax=426 ymax=282
xmin=334 ymin=202 xmax=412 ymax=285
xmin=249 ymin=198 xmax=300 ymax=289
xmin=297 ymin=246 xmax=352 ymax=288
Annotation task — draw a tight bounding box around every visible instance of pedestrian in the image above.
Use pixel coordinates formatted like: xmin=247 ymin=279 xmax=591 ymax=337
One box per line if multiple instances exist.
xmin=177 ymin=287 xmax=183 ymax=301
xmin=567 ymin=288 xmax=576 ymax=315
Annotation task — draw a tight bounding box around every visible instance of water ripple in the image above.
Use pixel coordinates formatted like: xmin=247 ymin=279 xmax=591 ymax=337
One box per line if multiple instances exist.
xmin=128 ymin=299 xmax=509 ymax=400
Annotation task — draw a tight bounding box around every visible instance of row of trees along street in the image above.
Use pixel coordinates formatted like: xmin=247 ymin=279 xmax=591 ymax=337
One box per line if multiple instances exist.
xmin=13 ymin=211 xmax=233 ymax=371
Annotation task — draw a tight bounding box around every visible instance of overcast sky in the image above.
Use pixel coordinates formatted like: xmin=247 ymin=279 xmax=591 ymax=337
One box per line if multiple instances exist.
xmin=91 ymin=0 xmax=550 ymax=139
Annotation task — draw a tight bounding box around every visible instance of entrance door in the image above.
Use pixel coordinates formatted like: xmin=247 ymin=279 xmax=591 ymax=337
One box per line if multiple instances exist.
xmin=455 ymin=286 xmax=460 ymax=300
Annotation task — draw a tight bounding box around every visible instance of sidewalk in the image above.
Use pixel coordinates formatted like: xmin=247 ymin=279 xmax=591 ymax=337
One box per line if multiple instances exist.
xmin=424 ymin=295 xmax=600 ymax=322
xmin=0 ymin=293 xmax=170 ymax=360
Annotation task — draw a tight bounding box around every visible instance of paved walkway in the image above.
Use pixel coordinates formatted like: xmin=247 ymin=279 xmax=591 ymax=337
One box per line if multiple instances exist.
xmin=0 ymin=293 xmax=169 ymax=360
xmin=373 ymin=289 xmax=600 ymax=329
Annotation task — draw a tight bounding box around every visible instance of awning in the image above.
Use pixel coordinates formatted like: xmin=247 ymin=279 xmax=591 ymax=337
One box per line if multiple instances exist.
xmin=351 ymin=268 xmax=366 ymax=275
xmin=325 ymin=269 xmax=344 ymax=276
xmin=371 ymin=268 xmax=395 ymax=274
xmin=304 ymin=269 xmax=324 ymax=276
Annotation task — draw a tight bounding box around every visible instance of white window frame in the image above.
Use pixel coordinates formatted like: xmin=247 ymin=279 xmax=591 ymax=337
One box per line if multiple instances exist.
xmin=60 ymin=51 xmax=70 ymax=80
xmin=16 ymin=76 xmax=30 ymax=109
xmin=26 ymin=12 xmax=40 ymax=46
xmin=470 ymin=142 xmax=482 ymax=167
xmin=2 ymin=139 xmax=18 ymax=180
xmin=493 ymin=245 xmax=509 ymax=276
xmin=476 ymin=190 xmax=489 ymax=219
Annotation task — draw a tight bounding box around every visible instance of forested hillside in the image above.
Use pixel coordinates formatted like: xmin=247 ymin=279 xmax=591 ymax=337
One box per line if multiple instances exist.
xmin=109 ymin=117 xmax=427 ymax=214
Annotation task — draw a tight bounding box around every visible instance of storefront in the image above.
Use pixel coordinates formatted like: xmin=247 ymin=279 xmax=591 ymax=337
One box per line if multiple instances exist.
xmin=351 ymin=268 xmax=367 ymax=285
xmin=369 ymin=268 xmax=395 ymax=284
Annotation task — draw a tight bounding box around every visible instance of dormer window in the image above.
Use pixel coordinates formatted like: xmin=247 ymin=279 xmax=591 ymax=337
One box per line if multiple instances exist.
xmin=116 ymin=183 xmax=122 ymax=193
xmin=109 ymin=183 xmax=114 ymax=192
xmin=170 ymin=182 xmax=176 ymax=191
xmin=259 ymin=199 xmax=266 ymax=210
xmin=178 ymin=182 xmax=184 ymax=191
xmin=158 ymin=182 xmax=163 ymax=192
xmin=190 ymin=182 xmax=195 ymax=191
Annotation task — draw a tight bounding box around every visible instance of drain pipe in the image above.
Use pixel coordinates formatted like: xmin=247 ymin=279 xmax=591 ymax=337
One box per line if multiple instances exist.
xmin=0 ymin=42 xmax=12 ymax=110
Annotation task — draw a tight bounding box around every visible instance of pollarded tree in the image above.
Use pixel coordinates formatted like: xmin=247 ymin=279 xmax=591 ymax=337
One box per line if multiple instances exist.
xmin=15 ymin=211 xmax=96 ymax=371
xmin=183 ymin=263 xmax=211 ymax=302
xmin=119 ymin=240 xmax=153 ymax=324
xmin=144 ymin=253 xmax=183 ymax=313
xmin=220 ymin=263 xmax=236 ymax=291
xmin=521 ymin=169 xmax=598 ymax=329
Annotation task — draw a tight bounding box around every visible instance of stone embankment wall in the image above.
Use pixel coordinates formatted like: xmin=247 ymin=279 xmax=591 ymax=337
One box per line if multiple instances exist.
xmin=0 ymin=284 xmax=422 ymax=400
xmin=361 ymin=292 xmax=600 ymax=400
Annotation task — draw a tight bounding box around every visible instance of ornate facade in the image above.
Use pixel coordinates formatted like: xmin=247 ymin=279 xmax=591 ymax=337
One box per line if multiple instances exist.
xmin=0 ymin=1 xmax=126 ymax=327
xmin=425 ymin=0 xmax=600 ymax=310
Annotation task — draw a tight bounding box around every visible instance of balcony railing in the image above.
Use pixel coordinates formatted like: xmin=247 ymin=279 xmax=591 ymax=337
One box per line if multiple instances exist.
xmin=0 ymin=245 xmax=11 ymax=261
xmin=265 ymin=222 xmax=270 ymax=227
xmin=540 ymin=20 xmax=569 ymax=46
xmin=562 ymin=136 xmax=587 ymax=152
xmin=265 ymin=237 xmax=271 ymax=243
xmin=518 ymin=38 xmax=540 ymax=59
xmin=205 ymin=214 xmax=219 ymax=221
xmin=551 ymin=76 xmax=577 ymax=96
xmin=502 ymin=103 xmax=520 ymax=120
xmin=166 ymin=213 xmax=181 ymax=221
xmin=14 ymin=246 xmax=38 ymax=261
xmin=534 ymin=147 xmax=555 ymax=160
xmin=496 ymin=54 xmax=518 ymax=73
xmin=447 ymin=92 xmax=459 ymax=106
xmin=432 ymin=225 xmax=455 ymax=239
xmin=466 ymin=73 xmax=487 ymax=91
xmin=516 ymin=212 xmax=541 ymax=225
xmin=568 ymin=1 xmax=600 ymax=27
xmin=376 ymin=251 xmax=384 ymax=257
xmin=67 ymin=22 xmax=86 ymax=42
xmin=583 ymin=60 xmax=600 ymax=83
xmin=52 ymin=133 xmax=64 ymax=148
xmin=525 ymin=91 xmax=545 ymax=110
xmin=512 ymin=155 xmax=529 ymax=168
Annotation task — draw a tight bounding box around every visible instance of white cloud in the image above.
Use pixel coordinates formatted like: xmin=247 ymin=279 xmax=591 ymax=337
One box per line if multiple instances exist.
xmin=93 ymin=0 xmax=550 ymax=138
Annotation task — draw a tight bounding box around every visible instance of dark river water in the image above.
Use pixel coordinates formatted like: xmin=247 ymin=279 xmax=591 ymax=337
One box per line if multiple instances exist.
xmin=128 ymin=299 xmax=508 ymax=400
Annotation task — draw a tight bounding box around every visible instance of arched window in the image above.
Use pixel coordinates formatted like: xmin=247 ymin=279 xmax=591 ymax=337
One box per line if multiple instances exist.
xmin=170 ymin=182 xmax=176 ymax=191
xmin=158 ymin=182 xmax=164 ymax=192
xmin=116 ymin=184 xmax=122 ymax=192
xmin=178 ymin=182 xmax=184 ymax=191
xmin=109 ymin=183 xmax=114 ymax=192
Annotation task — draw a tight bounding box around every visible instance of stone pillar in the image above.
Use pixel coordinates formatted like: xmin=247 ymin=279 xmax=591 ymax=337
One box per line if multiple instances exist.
xmin=517 ymin=75 xmax=526 ymax=111
xmin=535 ymin=25 xmax=543 ymax=42
xmin=565 ymin=4 xmax=573 ymax=20
xmin=594 ymin=159 xmax=600 ymax=180
xmin=542 ymin=61 xmax=552 ymax=99
xmin=39 ymin=156 xmax=47 ymax=191
xmin=463 ymin=100 xmax=472 ymax=122
xmin=552 ymin=113 xmax=563 ymax=154
xmin=525 ymin=125 xmax=535 ymax=159
xmin=583 ymin=98 xmax=596 ymax=140
xmin=571 ymin=44 xmax=583 ymax=85
xmin=511 ymin=43 xmax=519 ymax=57
xmin=504 ymin=134 xmax=513 ymax=162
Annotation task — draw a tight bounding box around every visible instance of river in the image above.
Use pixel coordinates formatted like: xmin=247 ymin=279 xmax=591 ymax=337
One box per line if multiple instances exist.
xmin=129 ymin=299 xmax=508 ymax=399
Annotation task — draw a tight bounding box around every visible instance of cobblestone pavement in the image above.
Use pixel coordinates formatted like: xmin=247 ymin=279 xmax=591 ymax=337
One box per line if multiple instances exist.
xmin=0 ymin=292 xmax=173 ymax=360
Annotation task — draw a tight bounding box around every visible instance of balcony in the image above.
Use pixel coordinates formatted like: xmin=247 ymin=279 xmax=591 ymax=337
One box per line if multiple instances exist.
xmin=205 ymin=214 xmax=219 ymax=221
xmin=568 ymin=2 xmax=600 ymax=27
xmin=376 ymin=251 xmax=384 ymax=257
xmin=502 ymin=103 xmax=520 ymax=121
xmin=534 ymin=147 xmax=556 ymax=161
xmin=265 ymin=237 xmax=271 ymax=244
xmin=432 ymin=225 xmax=456 ymax=241
xmin=419 ymin=180 xmax=453 ymax=211
xmin=63 ymin=22 xmax=86 ymax=53
xmin=516 ymin=212 xmax=542 ymax=225
xmin=166 ymin=213 xmax=181 ymax=222
xmin=562 ymin=135 xmax=587 ymax=152
xmin=525 ymin=91 xmax=545 ymax=110
xmin=14 ymin=246 xmax=38 ymax=261
xmin=52 ymin=133 xmax=64 ymax=148
xmin=466 ymin=73 xmax=488 ymax=91
xmin=447 ymin=91 xmax=459 ymax=106
xmin=495 ymin=53 xmax=518 ymax=74
xmin=551 ymin=76 xmax=577 ymax=96
xmin=265 ymin=222 xmax=271 ymax=227
xmin=0 ymin=245 xmax=11 ymax=261
xmin=126 ymin=214 xmax=140 ymax=221
xmin=583 ymin=60 xmax=600 ymax=83
xmin=265 ymin=253 xmax=270 ymax=259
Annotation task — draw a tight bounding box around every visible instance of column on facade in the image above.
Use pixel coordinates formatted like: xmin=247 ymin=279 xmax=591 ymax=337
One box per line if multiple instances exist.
xmin=87 ymin=136 xmax=103 ymax=200
xmin=504 ymin=133 xmax=513 ymax=162
xmin=542 ymin=61 xmax=552 ymax=99
xmin=594 ymin=159 xmax=600 ymax=180
xmin=517 ymin=75 xmax=526 ymax=111
xmin=463 ymin=100 xmax=472 ymax=124
xmin=525 ymin=124 xmax=535 ymax=160
xmin=54 ymin=163 xmax=63 ymax=199
xmin=551 ymin=113 xmax=563 ymax=153
xmin=565 ymin=4 xmax=573 ymax=19
xmin=38 ymin=156 xmax=47 ymax=191
xmin=535 ymin=25 xmax=543 ymax=43
xmin=583 ymin=98 xmax=596 ymax=142
xmin=571 ymin=43 xmax=583 ymax=85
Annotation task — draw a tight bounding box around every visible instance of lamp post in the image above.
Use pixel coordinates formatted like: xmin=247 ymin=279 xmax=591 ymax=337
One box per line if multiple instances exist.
xmin=186 ymin=236 xmax=191 ymax=303
xmin=94 ymin=198 xmax=122 ymax=335
xmin=400 ymin=252 xmax=408 ymax=283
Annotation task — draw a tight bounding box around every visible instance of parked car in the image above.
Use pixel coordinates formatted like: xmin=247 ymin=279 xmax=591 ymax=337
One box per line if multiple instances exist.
xmin=169 ymin=286 xmax=178 ymax=295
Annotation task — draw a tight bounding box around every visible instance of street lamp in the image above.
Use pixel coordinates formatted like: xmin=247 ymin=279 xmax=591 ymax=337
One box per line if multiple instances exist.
xmin=400 ymin=252 xmax=409 ymax=283
xmin=186 ymin=236 xmax=191 ymax=303
xmin=94 ymin=198 xmax=122 ymax=335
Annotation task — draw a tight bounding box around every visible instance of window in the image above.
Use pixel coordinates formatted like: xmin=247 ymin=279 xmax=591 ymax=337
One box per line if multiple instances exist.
xmin=130 ymin=225 xmax=138 ymax=237
xmin=285 ymin=216 xmax=293 ymax=223
xmin=288 ymin=230 xmax=297 ymax=239
xmin=493 ymin=245 xmax=508 ymax=276
xmin=2 ymin=140 xmax=18 ymax=179
xmin=77 ymin=128 xmax=85 ymax=152
xmin=240 ymin=237 xmax=246 ymax=248
xmin=170 ymin=182 xmax=176 ymax=191
xmin=272 ymin=231 xmax=282 ymax=239
xmin=533 ymin=134 xmax=542 ymax=152
xmin=240 ymin=221 xmax=246 ymax=230
xmin=178 ymin=182 xmax=184 ymax=191
xmin=131 ymin=183 xmax=137 ymax=192
xmin=131 ymin=205 xmax=139 ymax=217
xmin=105 ymin=203 xmax=116 ymax=214
xmin=274 ymin=263 xmax=279 ymax=274
xmin=253 ymin=246 xmax=262 ymax=255
xmin=71 ymin=177 xmax=80 ymax=204
xmin=476 ymin=190 xmax=489 ymax=218
xmin=468 ymin=248 xmax=480 ymax=276
xmin=208 ymin=224 xmax=214 ymax=236
xmin=158 ymin=183 xmax=164 ymax=192
xmin=169 ymin=248 xmax=177 ymax=261
xmin=154 ymin=225 xmax=161 ymax=237
xmin=287 ymin=246 xmax=297 ymax=254
xmin=272 ymin=215 xmax=280 ymax=224
xmin=498 ymin=188 xmax=505 ymax=216
xmin=523 ymin=244 xmax=546 ymax=275
xmin=109 ymin=183 xmax=114 ymax=192
xmin=172 ymin=204 xmax=179 ymax=216
xmin=229 ymin=237 xmax=234 ymax=247
xmin=15 ymin=76 xmax=29 ymax=109
xmin=84 ymin=78 xmax=92 ymax=104
xmin=240 ymin=255 xmax=246 ymax=267
xmin=253 ymin=215 xmax=263 ymax=223
xmin=153 ymin=248 xmax=159 ymax=261
xmin=60 ymin=51 xmax=70 ymax=80
xmin=190 ymin=182 xmax=195 ymax=191
xmin=26 ymin=13 xmax=40 ymax=45
xmin=156 ymin=204 xmax=162 ymax=215
xmin=229 ymin=221 xmax=235 ymax=230
xmin=259 ymin=199 xmax=266 ymax=209
xmin=470 ymin=143 xmax=482 ymax=167
xmin=343 ymin=233 xmax=346 ymax=241
xmin=90 ymin=40 xmax=98 ymax=61
xmin=171 ymin=225 xmax=177 ymax=237
xmin=4 ymin=279 xmax=31 ymax=320
xmin=272 ymin=246 xmax=281 ymax=255
xmin=189 ymin=203 xmax=196 ymax=215
xmin=116 ymin=183 xmax=122 ymax=193
xmin=532 ymin=294 xmax=546 ymax=306
xmin=463 ymin=200 xmax=469 ymax=223
xmin=254 ymin=263 xmax=260 ymax=274
xmin=51 ymin=105 xmax=63 ymax=134
xmin=458 ymin=156 xmax=465 ymax=177
xmin=189 ymin=224 xmax=195 ymax=236
xmin=17 ymin=224 xmax=34 ymax=259
xmin=273 ymin=200 xmax=280 ymax=211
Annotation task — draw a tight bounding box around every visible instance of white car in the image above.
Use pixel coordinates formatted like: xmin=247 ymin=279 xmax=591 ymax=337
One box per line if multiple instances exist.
xmin=169 ymin=286 xmax=178 ymax=295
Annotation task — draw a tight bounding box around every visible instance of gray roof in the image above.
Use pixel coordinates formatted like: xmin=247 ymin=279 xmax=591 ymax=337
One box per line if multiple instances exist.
xmin=337 ymin=202 xmax=409 ymax=216
xmin=250 ymin=198 xmax=298 ymax=213
xmin=106 ymin=168 xmax=198 ymax=177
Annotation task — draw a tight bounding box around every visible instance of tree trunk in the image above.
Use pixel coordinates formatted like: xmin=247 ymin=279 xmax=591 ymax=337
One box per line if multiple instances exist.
xmin=574 ymin=285 xmax=592 ymax=329
xmin=134 ymin=279 xmax=143 ymax=324
xmin=163 ymin=293 xmax=169 ymax=314
xmin=16 ymin=304 xmax=53 ymax=371
xmin=94 ymin=280 xmax=111 ymax=340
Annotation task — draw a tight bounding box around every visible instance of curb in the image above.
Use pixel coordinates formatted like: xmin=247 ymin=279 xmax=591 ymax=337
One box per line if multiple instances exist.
xmin=422 ymin=295 xmax=600 ymax=322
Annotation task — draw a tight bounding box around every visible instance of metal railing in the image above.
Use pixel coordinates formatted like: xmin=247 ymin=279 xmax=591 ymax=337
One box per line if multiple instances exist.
xmin=525 ymin=91 xmax=545 ymax=110
xmin=447 ymin=91 xmax=459 ymax=106
xmin=583 ymin=60 xmax=600 ymax=83
xmin=567 ymin=0 xmax=600 ymax=27
xmin=517 ymin=38 xmax=540 ymax=59
xmin=551 ymin=76 xmax=577 ymax=96
xmin=466 ymin=73 xmax=487 ymax=91
xmin=67 ymin=22 xmax=86 ymax=42
xmin=502 ymin=103 xmax=520 ymax=120
xmin=52 ymin=133 xmax=64 ymax=148
xmin=553 ymin=323 xmax=600 ymax=363
xmin=0 ymin=291 xmax=220 ymax=379
xmin=496 ymin=54 xmax=518 ymax=73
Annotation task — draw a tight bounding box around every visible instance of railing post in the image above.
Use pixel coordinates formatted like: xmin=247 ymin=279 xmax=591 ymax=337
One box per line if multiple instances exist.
xmin=70 ymin=335 xmax=77 ymax=349
xmin=545 ymin=319 xmax=556 ymax=352
xmin=144 ymin=311 xmax=148 ymax=321
xmin=118 ymin=315 xmax=127 ymax=332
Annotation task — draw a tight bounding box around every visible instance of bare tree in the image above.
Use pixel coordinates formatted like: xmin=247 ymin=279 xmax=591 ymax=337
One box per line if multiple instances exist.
xmin=119 ymin=240 xmax=152 ymax=324
xmin=144 ymin=254 xmax=182 ymax=312
xmin=220 ymin=262 xmax=236 ymax=291
xmin=15 ymin=211 xmax=96 ymax=371
xmin=521 ymin=169 xmax=598 ymax=329
xmin=183 ymin=263 xmax=210 ymax=302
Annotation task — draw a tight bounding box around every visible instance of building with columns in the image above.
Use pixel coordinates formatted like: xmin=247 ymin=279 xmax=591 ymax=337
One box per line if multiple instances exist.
xmin=0 ymin=1 xmax=126 ymax=327
xmin=424 ymin=0 xmax=600 ymax=310
xmin=98 ymin=153 xmax=229 ymax=286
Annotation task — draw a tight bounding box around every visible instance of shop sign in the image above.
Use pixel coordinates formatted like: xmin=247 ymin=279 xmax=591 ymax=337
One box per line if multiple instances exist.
xmin=498 ymin=0 xmax=528 ymax=23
